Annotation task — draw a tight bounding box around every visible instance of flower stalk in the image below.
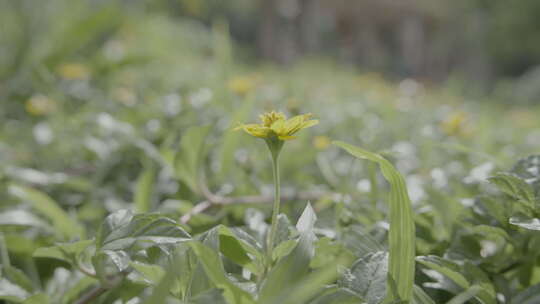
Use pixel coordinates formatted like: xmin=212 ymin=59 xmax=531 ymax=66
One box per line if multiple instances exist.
xmin=265 ymin=137 xmax=283 ymax=261
xmin=234 ymin=110 xmax=318 ymax=265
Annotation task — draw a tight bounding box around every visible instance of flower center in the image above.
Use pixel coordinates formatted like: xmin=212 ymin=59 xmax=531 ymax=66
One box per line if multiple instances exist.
xmin=259 ymin=111 xmax=286 ymax=127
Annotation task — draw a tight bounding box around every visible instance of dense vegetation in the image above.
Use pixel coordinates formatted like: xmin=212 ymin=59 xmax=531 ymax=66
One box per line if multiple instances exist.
xmin=1 ymin=1 xmax=540 ymax=304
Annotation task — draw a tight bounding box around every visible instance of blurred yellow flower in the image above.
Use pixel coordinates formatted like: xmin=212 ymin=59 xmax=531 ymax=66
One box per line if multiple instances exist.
xmin=235 ymin=111 xmax=318 ymax=141
xmin=57 ymin=63 xmax=90 ymax=80
xmin=112 ymin=87 xmax=137 ymax=106
xmin=228 ymin=75 xmax=257 ymax=96
xmin=313 ymin=136 xmax=331 ymax=150
xmin=440 ymin=111 xmax=471 ymax=137
xmin=25 ymin=95 xmax=57 ymax=116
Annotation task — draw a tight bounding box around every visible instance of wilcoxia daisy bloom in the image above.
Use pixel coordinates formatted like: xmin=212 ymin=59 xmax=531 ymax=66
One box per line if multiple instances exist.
xmin=235 ymin=111 xmax=318 ymax=141
xmin=234 ymin=110 xmax=318 ymax=265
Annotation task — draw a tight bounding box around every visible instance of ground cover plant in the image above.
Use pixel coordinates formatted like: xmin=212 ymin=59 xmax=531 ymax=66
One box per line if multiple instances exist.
xmin=2 ymin=1 xmax=540 ymax=304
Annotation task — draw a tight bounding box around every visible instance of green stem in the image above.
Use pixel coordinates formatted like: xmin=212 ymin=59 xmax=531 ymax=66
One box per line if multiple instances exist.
xmin=266 ymin=152 xmax=281 ymax=263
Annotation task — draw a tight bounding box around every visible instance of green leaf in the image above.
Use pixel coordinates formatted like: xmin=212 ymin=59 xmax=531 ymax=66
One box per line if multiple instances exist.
xmin=334 ymin=141 xmax=415 ymax=303
xmin=61 ymin=276 xmax=98 ymax=304
xmin=0 ymin=210 xmax=51 ymax=230
xmin=488 ymin=173 xmax=535 ymax=209
xmin=191 ymin=288 xmax=228 ymax=304
xmin=416 ymin=256 xmax=469 ymax=291
xmin=311 ymin=237 xmax=355 ymax=269
xmin=33 ymin=240 xmax=94 ymax=264
xmin=509 ymin=215 xmax=540 ymax=231
xmin=411 ymin=285 xmax=435 ymax=304
xmin=188 ymin=241 xmax=255 ymax=304
xmin=259 ymin=203 xmax=317 ymax=303
xmin=0 ymin=278 xmax=29 ymax=302
xmin=3 ymin=266 xmax=34 ymax=293
xmin=417 ymin=256 xmax=495 ymax=304
xmin=139 ymin=254 xmax=182 ymax=304
xmin=130 ymin=261 xmax=165 ymax=286
xmin=446 ymin=285 xmax=483 ymax=304
xmin=22 ymin=293 xmax=49 ymax=304
xmin=134 ymin=166 xmax=156 ymax=213
xmin=8 ymin=184 xmax=84 ymax=239
xmin=96 ymin=210 xmax=191 ymax=251
xmin=92 ymin=249 xmax=130 ymax=285
xmin=309 ymin=287 xmax=362 ymax=304
xmin=268 ymin=257 xmax=351 ymax=304
xmin=339 ymin=251 xmax=388 ymax=304
xmin=174 ymin=125 xmax=211 ymax=193
xmin=511 ymin=282 xmax=540 ymax=304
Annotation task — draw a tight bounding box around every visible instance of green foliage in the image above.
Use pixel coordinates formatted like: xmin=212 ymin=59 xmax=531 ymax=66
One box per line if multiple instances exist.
xmin=334 ymin=141 xmax=416 ymax=303
xmin=1 ymin=1 xmax=540 ymax=303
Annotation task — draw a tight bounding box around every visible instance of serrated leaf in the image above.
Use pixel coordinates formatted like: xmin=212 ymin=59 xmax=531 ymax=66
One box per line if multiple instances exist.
xmin=8 ymin=184 xmax=84 ymax=239
xmin=339 ymin=251 xmax=388 ymax=304
xmin=488 ymin=173 xmax=535 ymax=209
xmin=334 ymin=141 xmax=415 ymax=303
xmin=511 ymin=155 xmax=540 ymax=197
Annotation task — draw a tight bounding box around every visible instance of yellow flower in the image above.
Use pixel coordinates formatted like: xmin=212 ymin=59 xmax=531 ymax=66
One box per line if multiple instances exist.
xmin=25 ymin=95 xmax=57 ymax=116
xmin=57 ymin=63 xmax=90 ymax=80
xmin=228 ymin=75 xmax=258 ymax=96
xmin=235 ymin=111 xmax=318 ymax=141
xmin=440 ymin=111 xmax=471 ymax=137
xmin=313 ymin=136 xmax=331 ymax=150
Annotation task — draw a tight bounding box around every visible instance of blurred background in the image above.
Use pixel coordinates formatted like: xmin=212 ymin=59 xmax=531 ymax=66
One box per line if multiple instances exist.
xmin=2 ymin=2 xmax=540 ymax=302
xmin=2 ymin=0 xmax=540 ymax=100
xmin=1 ymin=0 xmax=540 ymax=230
